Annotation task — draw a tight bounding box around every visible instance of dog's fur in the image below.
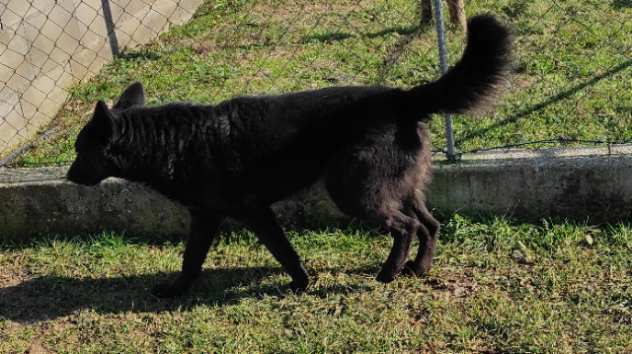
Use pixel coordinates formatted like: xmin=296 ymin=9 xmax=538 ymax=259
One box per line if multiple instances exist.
xmin=67 ymin=15 xmax=511 ymax=297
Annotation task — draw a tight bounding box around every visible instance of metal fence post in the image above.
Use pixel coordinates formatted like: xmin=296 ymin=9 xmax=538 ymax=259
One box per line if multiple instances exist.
xmin=431 ymin=0 xmax=458 ymax=161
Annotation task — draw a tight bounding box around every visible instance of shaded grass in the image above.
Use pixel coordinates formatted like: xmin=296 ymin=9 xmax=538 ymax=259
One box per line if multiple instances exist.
xmin=1 ymin=215 xmax=632 ymax=352
xmin=11 ymin=0 xmax=632 ymax=166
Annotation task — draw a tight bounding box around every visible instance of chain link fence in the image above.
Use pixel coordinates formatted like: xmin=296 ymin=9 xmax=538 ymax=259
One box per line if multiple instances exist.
xmin=1 ymin=0 xmax=631 ymax=165
xmin=450 ymin=0 xmax=632 ymax=156
xmin=0 ymin=0 xmax=202 ymax=162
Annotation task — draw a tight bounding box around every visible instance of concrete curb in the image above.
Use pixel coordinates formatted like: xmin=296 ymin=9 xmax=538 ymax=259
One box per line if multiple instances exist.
xmin=431 ymin=145 xmax=632 ymax=222
xmin=2 ymin=145 xmax=632 ymax=238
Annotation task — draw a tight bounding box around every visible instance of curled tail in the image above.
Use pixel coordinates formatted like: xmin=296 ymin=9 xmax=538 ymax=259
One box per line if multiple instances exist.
xmin=405 ymin=15 xmax=512 ymax=115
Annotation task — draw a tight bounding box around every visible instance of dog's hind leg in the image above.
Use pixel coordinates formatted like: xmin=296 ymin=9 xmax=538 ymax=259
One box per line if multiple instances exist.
xmin=375 ymin=210 xmax=419 ymax=283
xmin=244 ymin=207 xmax=309 ymax=292
xmin=404 ymin=198 xmax=439 ymax=276
xmin=153 ymin=211 xmax=223 ymax=298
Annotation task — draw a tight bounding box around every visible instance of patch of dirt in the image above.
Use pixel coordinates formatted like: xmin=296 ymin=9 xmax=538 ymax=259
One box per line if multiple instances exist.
xmin=251 ymin=1 xmax=361 ymax=21
xmin=0 ymin=261 xmax=29 ymax=288
xmin=424 ymin=268 xmax=480 ymax=298
xmin=26 ymin=339 xmax=49 ymax=354
xmin=0 ymin=274 xmax=23 ymax=288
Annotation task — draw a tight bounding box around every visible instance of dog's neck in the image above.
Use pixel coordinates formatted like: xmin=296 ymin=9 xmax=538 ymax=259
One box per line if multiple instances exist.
xmin=110 ymin=103 xmax=215 ymax=186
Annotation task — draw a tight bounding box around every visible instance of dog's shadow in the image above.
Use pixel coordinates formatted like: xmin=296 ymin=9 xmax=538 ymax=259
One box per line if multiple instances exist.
xmin=0 ymin=266 xmax=375 ymax=323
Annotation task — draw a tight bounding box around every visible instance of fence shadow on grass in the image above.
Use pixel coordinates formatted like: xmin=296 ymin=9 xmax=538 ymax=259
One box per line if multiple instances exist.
xmin=0 ymin=266 xmax=374 ymax=323
xmin=611 ymin=0 xmax=632 ymax=9
xmin=455 ymin=58 xmax=632 ymax=147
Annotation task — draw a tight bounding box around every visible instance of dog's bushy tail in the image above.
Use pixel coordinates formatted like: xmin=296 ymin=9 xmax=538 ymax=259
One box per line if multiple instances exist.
xmin=404 ymin=15 xmax=512 ymax=115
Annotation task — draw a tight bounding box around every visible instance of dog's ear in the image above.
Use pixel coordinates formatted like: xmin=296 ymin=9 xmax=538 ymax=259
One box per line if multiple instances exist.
xmin=113 ymin=81 xmax=145 ymax=110
xmin=89 ymin=100 xmax=116 ymax=140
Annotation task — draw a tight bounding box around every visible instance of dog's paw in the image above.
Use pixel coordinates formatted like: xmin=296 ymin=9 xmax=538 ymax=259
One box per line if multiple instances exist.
xmin=375 ymin=270 xmax=396 ymax=283
xmin=286 ymin=277 xmax=309 ymax=294
xmin=152 ymin=282 xmax=187 ymax=298
xmin=401 ymin=261 xmax=421 ymax=277
xmin=401 ymin=261 xmax=431 ymax=278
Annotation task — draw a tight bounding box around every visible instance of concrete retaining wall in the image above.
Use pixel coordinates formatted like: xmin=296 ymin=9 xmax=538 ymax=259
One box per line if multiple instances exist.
xmin=0 ymin=0 xmax=202 ymax=158
xmin=1 ymin=146 xmax=631 ymax=238
xmin=431 ymin=146 xmax=632 ymax=221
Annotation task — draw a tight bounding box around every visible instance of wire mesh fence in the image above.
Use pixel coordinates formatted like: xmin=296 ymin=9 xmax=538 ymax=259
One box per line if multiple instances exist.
xmin=1 ymin=0 xmax=631 ymax=166
xmin=0 ymin=0 xmax=202 ymax=163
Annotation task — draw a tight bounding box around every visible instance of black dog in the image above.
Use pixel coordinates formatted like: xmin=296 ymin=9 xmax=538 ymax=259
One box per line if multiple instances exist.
xmin=67 ymin=15 xmax=511 ymax=297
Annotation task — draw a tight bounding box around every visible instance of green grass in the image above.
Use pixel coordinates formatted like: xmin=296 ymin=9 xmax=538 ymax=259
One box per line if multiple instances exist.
xmin=12 ymin=0 xmax=632 ymax=166
xmin=1 ymin=215 xmax=632 ymax=352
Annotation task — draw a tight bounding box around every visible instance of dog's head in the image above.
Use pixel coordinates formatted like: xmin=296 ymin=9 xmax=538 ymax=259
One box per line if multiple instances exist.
xmin=66 ymin=82 xmax=145 ymax=186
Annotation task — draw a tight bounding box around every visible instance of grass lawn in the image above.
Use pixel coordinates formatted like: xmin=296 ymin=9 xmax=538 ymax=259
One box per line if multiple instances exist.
xmin=1 ymin=215 xmax=632 ymax=352
xmin=11 ymin=0 xmax=632 ymax=166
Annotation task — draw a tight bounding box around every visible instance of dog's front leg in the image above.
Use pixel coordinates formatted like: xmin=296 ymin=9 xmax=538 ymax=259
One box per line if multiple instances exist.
xmin=244 ymin=207 xmax=309 ymax=293
xmin=153 ymin=211 xmax=223 ymax=298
